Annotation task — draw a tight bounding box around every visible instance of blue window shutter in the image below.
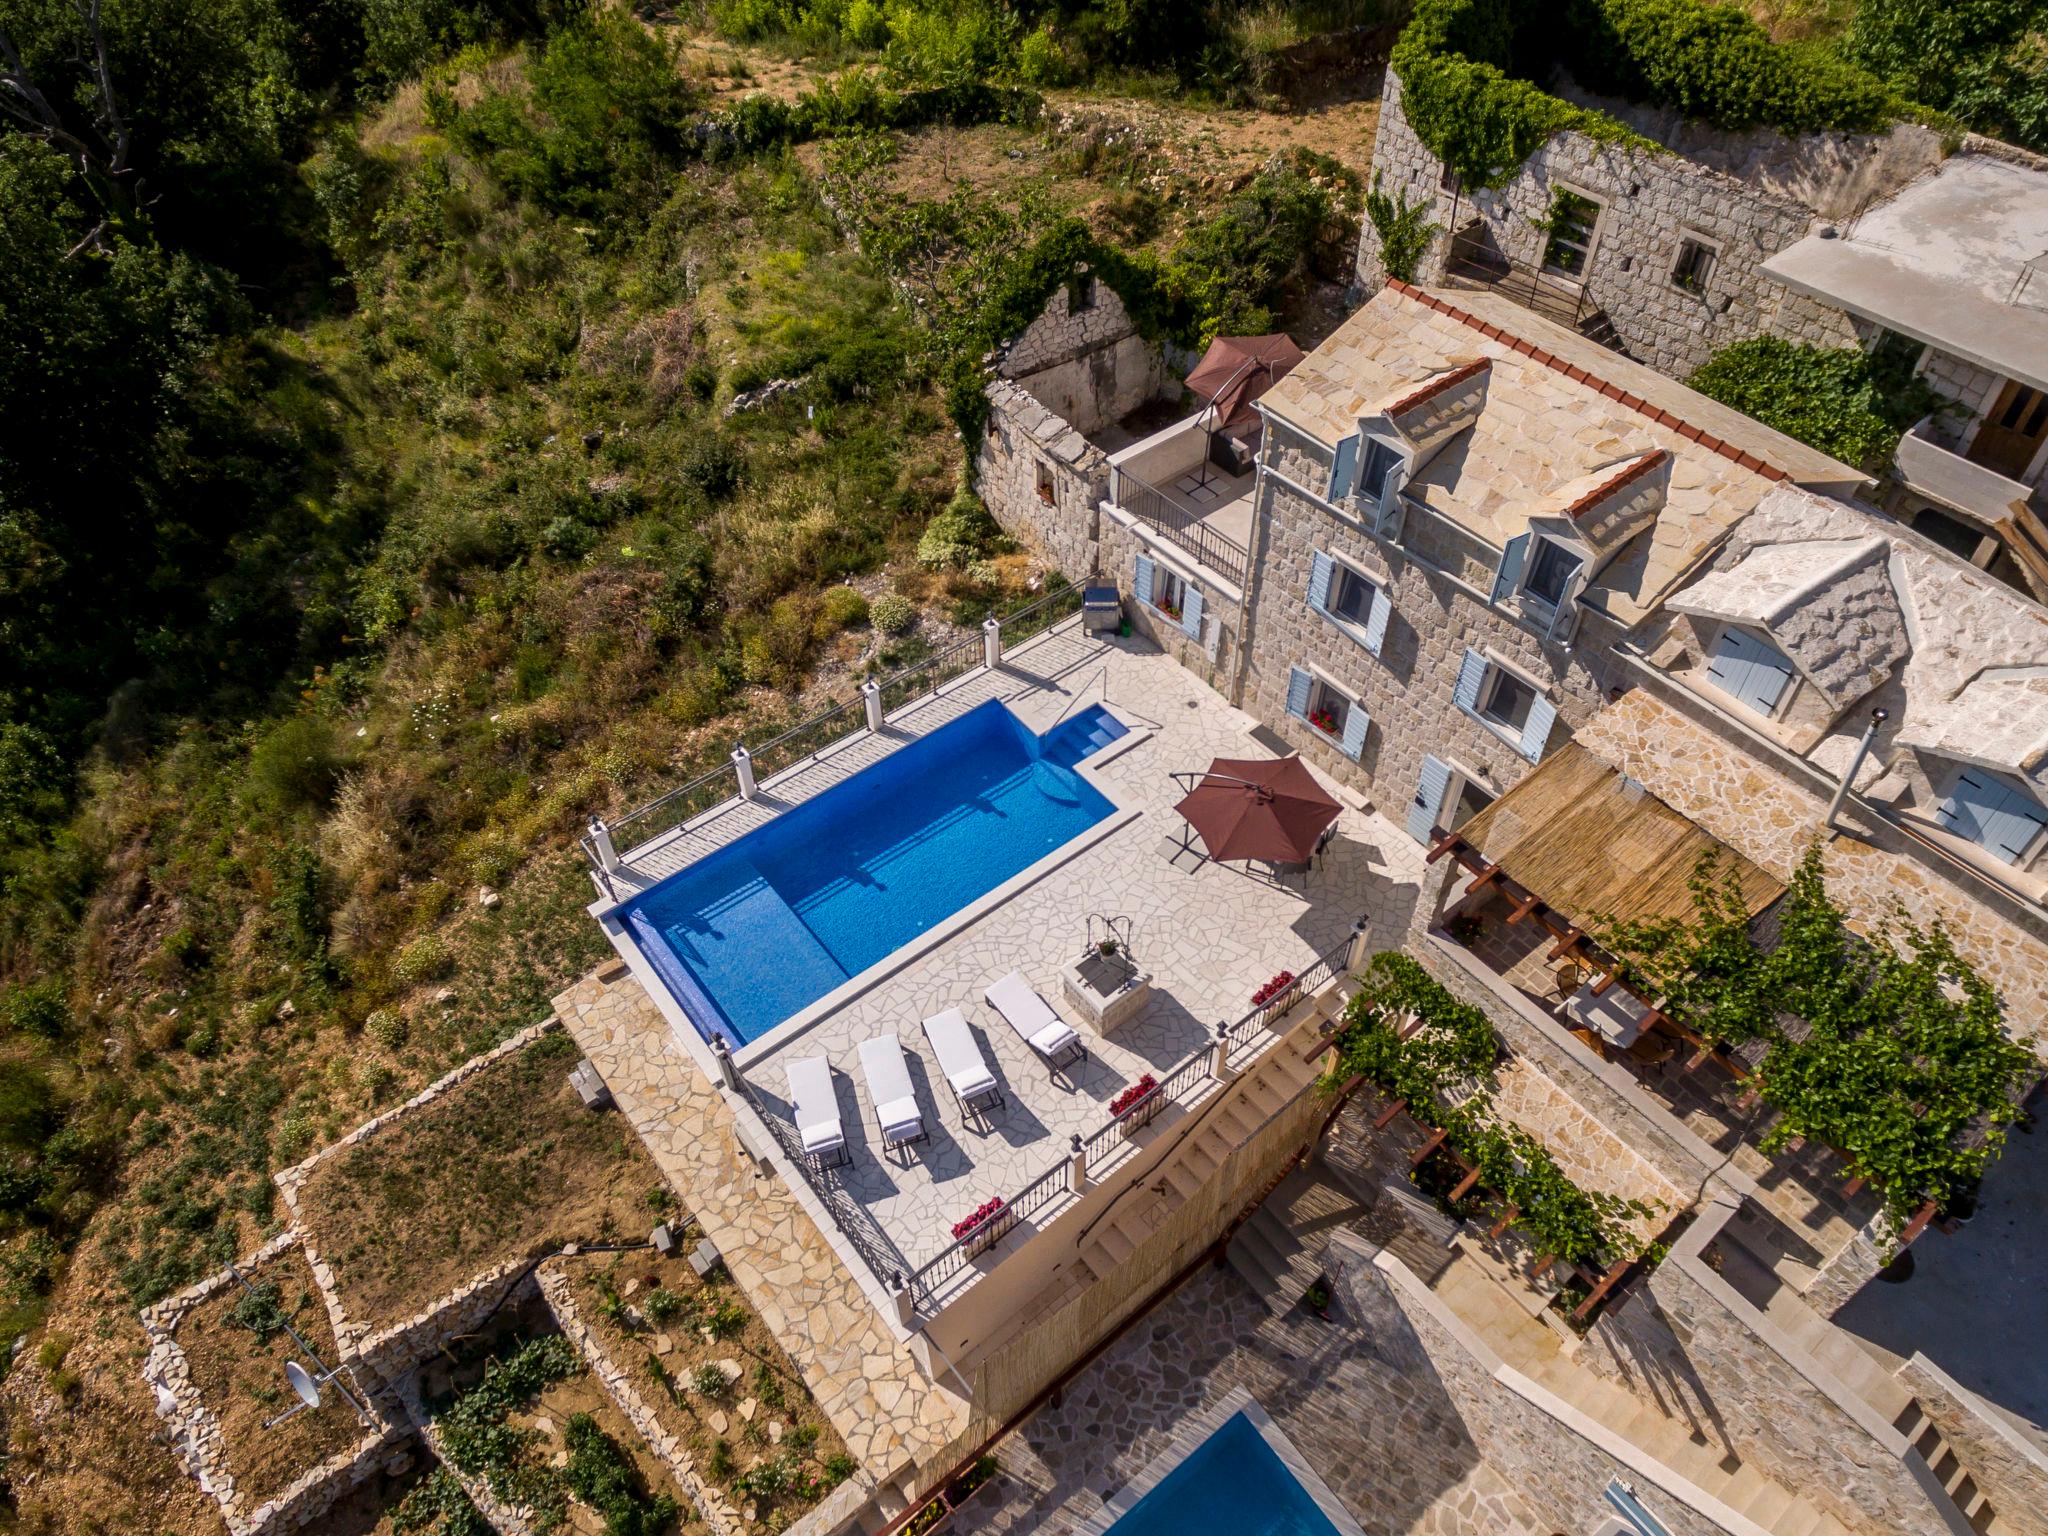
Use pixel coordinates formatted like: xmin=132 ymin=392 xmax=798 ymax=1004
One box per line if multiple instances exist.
xmin=1454 ymin=649 xmax=1488 ymax=714
xmin=1286 ymin=667 xmax=1313 ymax=721
xmin=1180 ymin=584 xmax=1204 ymax=639
xmin=1308 ymin=550 xmax=1334 ymax=614
xmin=1408 ymin=755 xmax=1452 ymax=843
xmin=1519 ymin=694 xmax=1558 ymax=763
xmin=1133 ymin=554 xmax=1155 ymax=609
xmin=1939 ymin=769 xmax=2047 ymax=864
xmin=1341 ymin=702 xmax=1370 ymax=761
xmin=1330 ymin=435 xmax=1360 ymax=501
xmin=1362 ymin=586 xmax=1392 ymax=656
xmin=1492 ymin=533 xmax=1531 ymax=603
xmin=1707 ymin=627 xmax=1792 ymax=715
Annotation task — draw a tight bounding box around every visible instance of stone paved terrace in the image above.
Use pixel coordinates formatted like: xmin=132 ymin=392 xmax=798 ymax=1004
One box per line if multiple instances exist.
xmin=599 ymin=620 xmax=1430 ymax=1284
xmin=553 ymin=967 xmax=972 ymax=1484
xmin=959 ymin=1258 xmax=1541 ymax=1536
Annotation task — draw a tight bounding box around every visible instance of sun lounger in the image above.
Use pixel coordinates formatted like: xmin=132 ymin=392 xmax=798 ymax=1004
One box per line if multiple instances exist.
xmin=984 ymin=971 xmax=1087 ymax=1073
xmin=856 ymin=1034 xmax=929 ymax=1156
xmin=785 ymin=1055 xmax=847 ymax=1168
xmin=921 ymin=1008 xmax=1004 ymax=1118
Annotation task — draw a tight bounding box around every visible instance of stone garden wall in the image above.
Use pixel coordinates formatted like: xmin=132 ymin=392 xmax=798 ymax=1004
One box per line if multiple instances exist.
xmin=1355 ymin=72 xmax=1866 ymax=377
xmin=140 ymin=1231 xmax=413 ymax=1536
xmin=1897 ymin=1354 xmax=2048 ymax=1536
xmin=274 ymin=1016 xmax=566 ymax=1386
xmin=998 ymin=277 xmax=1166 ymax=436
xmin=977 ymin=379 xmax=1109 ymax=585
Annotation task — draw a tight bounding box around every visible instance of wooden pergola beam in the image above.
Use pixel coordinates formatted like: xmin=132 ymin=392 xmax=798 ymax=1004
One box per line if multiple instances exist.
xmin=1572 ymin=1253 xmax=1636 ymax=1322
xmin=1373 ymin=1098 xmax=1407 ymax=1131
xmin=1466 ymin=863 xmax=1505 ymax=896
xmin=1449 ymin=1166 xmax=1482 ymax=1202
xmin=1900 ymin=1199 xmax=1940 ymax=1246
xmin=1409 ymin=1127 xmax=1452 ymax=1168
xmin=1506 ymin=891 xmax=1543 ymax=924
xmin=1426 ymin=832 xmax=1464 ymax=865
xmin=1545 ymin=928 xmax=1584 ymax=961
xmin=1488 ymin=1206 xmax=1520 ymax=1239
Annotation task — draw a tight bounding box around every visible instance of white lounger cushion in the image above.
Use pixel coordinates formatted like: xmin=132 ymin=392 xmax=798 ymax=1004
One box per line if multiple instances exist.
xmin=856 ymin=1035 xmax=924 ymax=1143
xmin=921 ymin=1008 xmax=998 ymax=1102
xmin=786 ymin=1055 xmax=843 ymax=1157
xmin=985 ymin=971 xmax=1081 ymax=1058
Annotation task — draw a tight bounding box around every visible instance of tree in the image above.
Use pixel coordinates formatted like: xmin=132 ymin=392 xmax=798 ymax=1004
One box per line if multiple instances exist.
xmin=0 ymin=0 xmax=137 ymax=252
xmin=1843 ymin=0 xmax=2048 ymax=154
xmin=1598 ymin=847 xmax=2038 ymax=1234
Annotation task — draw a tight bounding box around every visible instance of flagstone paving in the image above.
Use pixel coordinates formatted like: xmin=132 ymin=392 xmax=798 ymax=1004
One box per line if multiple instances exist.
xmin=553 ymin=968 xmax=971 ymax=1483
xmin=960 ymin=1261 xmax=1545 ymax=1536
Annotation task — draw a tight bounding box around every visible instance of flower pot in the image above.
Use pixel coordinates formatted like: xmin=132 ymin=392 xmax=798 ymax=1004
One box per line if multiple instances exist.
xmin=1115 ymin=1085 xmax=1163 ymax=1137
xmin=960 ymin=1208 xmax=1016 ymax=1258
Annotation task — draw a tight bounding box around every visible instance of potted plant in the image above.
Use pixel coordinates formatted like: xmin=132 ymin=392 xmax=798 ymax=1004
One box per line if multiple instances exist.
xmin=1302 ymin=1277 xmax=1332 ymax=1318
xmin=1251 ymin=970 xmax=1297 ymax=1008
xmin=1444 ymin=912 xmax=1484 ymax=947
xmin=1109 ymin=1073 xmax=1161 ymax=1135
xmin=1097 ymin=937 xmax=1121 ymax=959
xmin=1309 ymin=705 xmax=1339 ymax=735
xmin=952 ymin=1197 xmax=1014 ymax=1257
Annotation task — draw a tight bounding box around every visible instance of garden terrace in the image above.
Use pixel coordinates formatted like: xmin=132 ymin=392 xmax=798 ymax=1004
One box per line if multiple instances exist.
xmin=289 ymin=1028 xmax=665 ymax=1328
xmin=1420 ymin=743 xmax=1902 ymax=1284
xmin=577 ymin=620 xmax=1430 ymax=1358
xmin=171 ymin=1243 xmax=372 ymax=1514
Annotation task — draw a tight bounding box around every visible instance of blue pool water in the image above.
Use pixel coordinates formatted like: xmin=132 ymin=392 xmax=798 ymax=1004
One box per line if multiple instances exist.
xmin=1106 ymin=1413 xmax=1345 ymax=1536
xmin=623 ymin=701 xmax=1125 ymax=1047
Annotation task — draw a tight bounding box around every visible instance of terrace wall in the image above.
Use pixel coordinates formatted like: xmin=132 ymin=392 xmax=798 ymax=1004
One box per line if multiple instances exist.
xmin=998 ymin=276 xmax=1166 ymax=436
xmin=979 ymin=378 xmax=1110 ymax=585
xmin=1897 ymin=1354 xmax=2048 ymax=1536
xmin=1355 ymin=72 xmax=1870 ymax=377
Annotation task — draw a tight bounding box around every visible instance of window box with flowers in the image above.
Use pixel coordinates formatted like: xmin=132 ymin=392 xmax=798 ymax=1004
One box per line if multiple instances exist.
xmin=1109 ymin=1074 xmax=1162 ymax=1136
xmin=951 ymin=1197 xmax=1015 ymax=1258
xmin=1251 ymin=970 xmax=1298 ymax=1019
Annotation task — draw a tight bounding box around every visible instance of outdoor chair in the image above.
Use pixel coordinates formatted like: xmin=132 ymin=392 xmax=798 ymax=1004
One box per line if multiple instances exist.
xmin=985 ymin=970 xmax=1087 ymax=1075
xmin=921 ymin=1007 xmax=1004 ymax=1121
xmin=785 ymin=1055 xmax=848 ymax=1170
xmin=855 ymin=1034 xmax=929 ymax=1160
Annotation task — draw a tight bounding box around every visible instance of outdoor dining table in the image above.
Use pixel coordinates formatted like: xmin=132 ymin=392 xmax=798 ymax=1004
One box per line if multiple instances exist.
xmin=1562 ymin=976 xmax=1648 ymax=1050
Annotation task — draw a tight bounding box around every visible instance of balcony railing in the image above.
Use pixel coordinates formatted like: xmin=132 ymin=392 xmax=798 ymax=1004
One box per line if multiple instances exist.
xmin=900 ymin=924 xmax=1361 ymax=1315
xmin=1109 ymin=467 xmax=1251 ymax=589
xmin=1443 ymin=224 xmax=1621 ymax=350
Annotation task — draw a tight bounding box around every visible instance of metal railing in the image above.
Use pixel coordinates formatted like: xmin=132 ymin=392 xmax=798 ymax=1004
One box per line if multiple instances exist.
xmin=582 ymin=582 xmax=1084 ymax=878
xmin=901 ymin=922 xmax=1362 ymax=1314
xmin=1109 ymin=469 xmax=1251 ymax=589
xmin=1443 ymin=225 xmax=1620 ymax=349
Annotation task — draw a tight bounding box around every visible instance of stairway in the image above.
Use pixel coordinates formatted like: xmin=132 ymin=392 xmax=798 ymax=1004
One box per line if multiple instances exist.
xmin=1429 ymin=1248 xmax=1859 ymax=1536
xmin=1226 ymin=1161 xmax=1380 ymax=1313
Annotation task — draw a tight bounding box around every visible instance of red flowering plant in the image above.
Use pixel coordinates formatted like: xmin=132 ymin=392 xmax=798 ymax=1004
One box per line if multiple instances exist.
xmin=1251 ymin=970 xmax=1297 ymax=1006
xmin=1308 ymin=706 xmax=1339 ymax=735
xmin=951 ymin=1197 xmax=1008 ymax=1243
xmin=1108 ymin=1074 xmax=1159 ymax=1117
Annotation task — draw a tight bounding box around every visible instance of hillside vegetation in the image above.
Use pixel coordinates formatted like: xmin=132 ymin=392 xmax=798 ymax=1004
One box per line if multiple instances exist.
xmin=0 ymin=1 xmax=1382 ymax=1527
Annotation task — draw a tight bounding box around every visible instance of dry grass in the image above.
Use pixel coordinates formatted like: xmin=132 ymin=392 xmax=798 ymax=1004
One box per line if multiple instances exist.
xmin=294 ymin=1030 xmax=664 ymax=1324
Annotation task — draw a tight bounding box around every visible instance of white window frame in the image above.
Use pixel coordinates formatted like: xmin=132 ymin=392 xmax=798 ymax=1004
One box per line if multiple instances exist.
xmin=1304 ymin=676 xmax=1355 ymax=746
xmin=1493 ymin=532 xmax=1588 ymax=645
xmin=1286 ymin=663 xmax=1371 ymax=761
xmin=1522 ymin=537 xmax=1584 ymax=610
xmin=1454 ymin=647 xmax=1559 ymax=763
xmin=1477 ymin=667 xmax=1538 ymax=735
xmin=1307 ymin=548 xmax=1393 ymax=657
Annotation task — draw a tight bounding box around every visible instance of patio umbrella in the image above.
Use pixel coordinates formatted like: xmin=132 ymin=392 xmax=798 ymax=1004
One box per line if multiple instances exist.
xmin=1173 ymin=755 xmax=1341 ymax=865
xmin=1184 ymin=333 xmax=1305 ymax=434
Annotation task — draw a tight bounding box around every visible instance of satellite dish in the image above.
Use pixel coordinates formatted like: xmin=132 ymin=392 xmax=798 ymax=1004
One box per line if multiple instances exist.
xmin=284 ymin=1359 xmax=324 ymax=1409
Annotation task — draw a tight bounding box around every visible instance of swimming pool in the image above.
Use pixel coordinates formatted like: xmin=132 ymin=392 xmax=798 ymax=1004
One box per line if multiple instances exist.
xmin=622 ymin=700 xmax=1126 ymax=1047
xmin=1103 ymin=1411 xmax=1349 ymax=1536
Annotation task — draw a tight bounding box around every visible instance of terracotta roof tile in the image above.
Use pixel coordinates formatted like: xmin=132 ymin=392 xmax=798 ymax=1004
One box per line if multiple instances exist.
xmin=1566 ymin=449 xmax=1669 ymax=521
xmin=1381 ymin=357 xmax=1491 ymax=417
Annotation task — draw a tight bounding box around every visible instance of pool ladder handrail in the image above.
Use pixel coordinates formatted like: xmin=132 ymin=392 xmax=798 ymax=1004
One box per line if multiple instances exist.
xmin=1047 ymin=666 xmax=1110 ymax=731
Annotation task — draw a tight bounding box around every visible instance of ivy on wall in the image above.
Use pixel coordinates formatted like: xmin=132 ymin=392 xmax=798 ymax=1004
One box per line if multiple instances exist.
xmin=1597 ymin=848 xmax=2038 ymax=1236
xmin=1325 ymin=952 xmax=1662 ymax=1267
xmin=1390 ymin=0 xmax=1905 ymax=192
xmin=1365 ymin=174 xmax=1442 ymax=283
xmin=1685 ymin=335 xmax=1944 ymax=467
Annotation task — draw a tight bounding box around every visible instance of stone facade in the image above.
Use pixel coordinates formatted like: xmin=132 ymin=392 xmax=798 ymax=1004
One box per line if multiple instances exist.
xmin=997 ymin=275 xmax=1165 ymax=436
xmin=1357 ymin=72 xmax=1867 ymax=377
xmin=1897 ymin=1354 xmax=2048 ymax=1536
xmin=978 ymin=378 xmax=1110 ymax=583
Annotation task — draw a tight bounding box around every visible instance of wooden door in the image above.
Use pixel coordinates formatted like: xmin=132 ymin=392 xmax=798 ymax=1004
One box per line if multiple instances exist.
xmin=1969 ymin=380 xmax=2048 ymax=479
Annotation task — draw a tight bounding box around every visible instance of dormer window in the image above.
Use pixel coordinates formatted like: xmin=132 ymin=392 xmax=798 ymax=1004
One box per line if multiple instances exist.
xmin=1359 ymin=438 xmax=1402 ymax=503
xmin=1703 ymin=626 xmax=1794 ymax=718
xmin=1935 ymin=767 xmax=2048 ymax=866
xmin=1524 ymin=539 xmax=1583 ymax=607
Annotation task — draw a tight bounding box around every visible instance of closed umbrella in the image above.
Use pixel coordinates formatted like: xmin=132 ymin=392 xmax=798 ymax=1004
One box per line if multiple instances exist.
xmin=1184 ymin=333 xmax=1306 ymax=433
xmin=1173 ymin=755 xmax=1341 ymax=866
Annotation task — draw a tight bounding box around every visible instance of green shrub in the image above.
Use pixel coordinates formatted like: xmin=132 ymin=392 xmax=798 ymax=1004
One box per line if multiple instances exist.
xmin=541 ymin=515 xmax=598 ymax=560
xmin=1364 ymin=174 xmax=1440 ymax=284
xmin=819 ymin=586 xmax=871 ymax=630
xmin=229 ymin=1281 xmax=288 ymax=1340
xmin=364 ymin=1008 xmax=408 ymax=1051
xmin=1686 ymin=336 xmax=1940 ymax=466
xmin=677 ymin=434 xmax=746 ymax=500
xmin=1 ymin=980 xmax=68 ymax=1043
xmin=916 ymin=491 xmax=1002 ymax=571
xmin=563 ymin=1412 xmax=680 ymax=1536
xmin=641 ymin=1285 xmax=688 ymax=1325
xmin=394 ymin=934 xmax=452 ymax=986
xmin=693 ymin=1362 xmax=730 ymax=1397
xmin=247 ymin=714 xmax=345 ymax=813
xmin=870 ymin=593 xmax=917 ymax=636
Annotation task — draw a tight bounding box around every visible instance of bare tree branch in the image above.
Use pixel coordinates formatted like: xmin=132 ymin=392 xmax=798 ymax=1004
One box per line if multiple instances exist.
xmin=0 ymin=2 xmax=138 ymax=252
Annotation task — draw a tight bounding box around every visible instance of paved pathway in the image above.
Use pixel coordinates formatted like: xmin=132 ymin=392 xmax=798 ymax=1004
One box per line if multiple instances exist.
xmin=553 ymin=970 xmax=971 ymax=1483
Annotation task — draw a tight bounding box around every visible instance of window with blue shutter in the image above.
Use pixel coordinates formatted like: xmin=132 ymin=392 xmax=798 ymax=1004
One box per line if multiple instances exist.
xmin=1453 ymin=649 xmax=1488 ymax=714
xmin=1340 ymin=701 xmax=1370 ymax=761
xmin=1307 ymin=551 xmax=1335 ymax=615
xmin=1329 ymin=435 xmax=1360 ymax=501
xmin=1285 ymin=667 xmax=1314 ymax=723
xmin=1408 ymin=756 xmax=1452 ymax=843
xmin=1133 ymin=553 xmax=1155 ymax=609
xmin=1359 ymin=438 xmax=1403 ymax=504
xmin=1491 ymin=533 xmax=1530 ymax=604
xmin=1362 ymin=588 xmax=1391 ymax=656
xmin=1937 ymin=768 xmax=2047 ymax=865
xmin=1180 ymin=585 xmax=1204 ymax=640
xmin=1704 ymin=627 xmax=1794 ymax=717
xmin=1518 ymin=694 xmax=1558 ymax=763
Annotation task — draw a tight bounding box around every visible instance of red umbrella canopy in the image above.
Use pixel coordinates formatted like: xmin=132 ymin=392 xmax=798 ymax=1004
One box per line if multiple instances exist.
xmin=1174 ymin=755 xmax=1341 ymax=864
xmin=1184 ymin=334 xmax=1306 ymax=432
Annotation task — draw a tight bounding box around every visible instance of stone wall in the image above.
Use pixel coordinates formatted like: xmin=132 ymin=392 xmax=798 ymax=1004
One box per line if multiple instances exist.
xmin=999 ymin=275 xmax=1166 ymax=436
xmin=1356 ymin=72 xmax=1863 ymax=377
xmin=978 ymin=379 xmax=1110 ymax=584
xmin=1336 ymin=1236 xmax=1758 ymax=1536
xmin=1241 ymin=465 xmax=1620 ymax=828
xmin=275 ymin=1015 xmax=567 ymax=1384
xmin=1099 ymin=513 xmax=1241 ymax=696
xmin=1897 ymin=1354 xmax=2048 ymax=1536
xmin=139 ymin=1231 xmax=412 ymax=1536
xmin=535 ymin=1261 xmax=750 ymax=1536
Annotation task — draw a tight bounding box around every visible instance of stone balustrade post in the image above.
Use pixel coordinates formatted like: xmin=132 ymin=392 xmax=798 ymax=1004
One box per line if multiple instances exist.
xmin=890 ymin=1273 xmax=915 ymax=1328
xmin=588 ymin=816 xmax=620 ymax=874
xmin=732 ymin=744 xmax=756 ymax=800
xmin=1211 ymin=1023 xmax=1235 ymax=1082
xmin=861 ymin=677 xmax=884 ymax=731
xmin=1348 ymin=915 xmax=1372 ymax=974
xmin=710 ymin=1035 xmax=743 ymax=1093
xmin=983 ymin=615 xmax=1002 ymax=669
xmin=1067 ymin=1133 xmax=1088 ymax=1194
